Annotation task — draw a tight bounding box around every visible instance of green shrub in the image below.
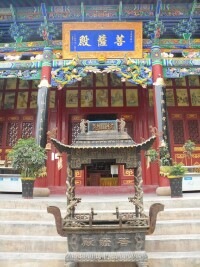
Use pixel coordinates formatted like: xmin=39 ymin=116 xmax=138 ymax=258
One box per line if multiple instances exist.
xmin=8 ymin=138 xmax=47 ymax=178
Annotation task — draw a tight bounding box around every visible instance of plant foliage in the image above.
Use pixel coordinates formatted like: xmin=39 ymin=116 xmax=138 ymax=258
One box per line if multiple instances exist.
xmin=183 ymin=140 xmax=196 ymax=158
xmin=168 ymin=163 xmax=186 ymax=177
xmin=160 ymin=163 xmax=186 ymax=178
xmin=159 ymin=145 xmax=172 ymax=166
xmin=8 ymin=138 xmax=47 ymax=178
xmin=145 ymin=148 xmax=158 ymax=163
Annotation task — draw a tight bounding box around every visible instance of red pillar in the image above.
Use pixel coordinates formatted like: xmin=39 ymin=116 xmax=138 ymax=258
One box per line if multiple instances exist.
xmin=151 ymin=45 xmax=169 ymax=187
xmin=54 ymin=89 xmax=65 ymax=186
xmin=35 ymin=47 xmax=53 ymax=188
xmin=41 ymin=47 xmax=53 ymax=84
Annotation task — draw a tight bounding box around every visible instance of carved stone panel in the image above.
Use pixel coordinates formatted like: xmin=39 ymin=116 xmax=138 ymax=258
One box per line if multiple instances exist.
xmin=67 ymin=232 xmax=145 ymax=252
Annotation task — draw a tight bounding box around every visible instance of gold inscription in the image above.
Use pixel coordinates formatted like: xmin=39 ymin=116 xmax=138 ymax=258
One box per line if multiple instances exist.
xmin=122 ymin=180 xmax=134 ymax=185
xmin=23 ymin=116 xmax=34 ymax=121
xmin=75 ymin=170 xmax=81 ymax=177
xmin=171 ymin=114 xmax=182 ymax=119
xmin=174 ymin=147 xmax=184 ymax=152
xmin=186 ymin=114 xmax=197 ymax=119
xmin=8 ymin=116 xmax=19 ymax=121
xmin=117 ymin=237 xmax=131 ymax=246
xmin=91 ymin=122 xmax=115 ymax=131
xmin=99 ymin=238 xmax=112 ymax=247
xmin=124 ymin=169 xmax=134 ymax=176
xmin=81 ymin=238 xmax=95 ymax=247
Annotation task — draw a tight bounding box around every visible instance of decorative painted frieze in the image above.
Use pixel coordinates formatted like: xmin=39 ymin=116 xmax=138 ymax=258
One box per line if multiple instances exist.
xmin=163 ymin=58 xmax=200 ymax=67
xmin=51 ymin=57 xmax=152 ymax=88
xmin=164 ymin=67 xmax=200 ymax=78
xmin=0 ymin=61 xmax=42 ymax=70
xmin=0 ymin=69 xmax=41 ymax=80
xmin=1 ymin=39 xmax=200 ymax=53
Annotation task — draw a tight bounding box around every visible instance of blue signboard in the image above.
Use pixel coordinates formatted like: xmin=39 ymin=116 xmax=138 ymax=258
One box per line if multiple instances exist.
xmin=10 ymin=177 xmax=19 ymax=181
xmin=184 ymin=177 xmax=193 ymax=181
xmin=70 ymin=30 xmax=134 ymax=52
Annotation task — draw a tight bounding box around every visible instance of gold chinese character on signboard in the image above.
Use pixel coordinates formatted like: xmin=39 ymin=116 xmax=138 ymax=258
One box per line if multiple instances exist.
xmin=114 ymin=34 xmax=125 ymax=46
xmin=63 ymin=22 xmax=142 ymax=59
xmin=78 ymin=35 xmax=91 ymax=46
xmin=99 ymin=238 xmax=111 ymax=247
xmin=98 ymin=34 xmax=107 ymax=47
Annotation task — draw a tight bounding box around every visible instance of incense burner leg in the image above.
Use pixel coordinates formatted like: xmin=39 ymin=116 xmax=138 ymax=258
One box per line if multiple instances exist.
xmin=135 ymin=251 xmax=148 ymax=267
xmin=66 ymin=262 xmax=78 ymax=267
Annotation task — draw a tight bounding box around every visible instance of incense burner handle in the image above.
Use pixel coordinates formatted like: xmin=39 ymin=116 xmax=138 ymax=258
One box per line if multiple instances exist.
xmin=47 ymin=206 xmax=67 ymax=237
xmin=147 ymin=203 xmax=164 ymax=235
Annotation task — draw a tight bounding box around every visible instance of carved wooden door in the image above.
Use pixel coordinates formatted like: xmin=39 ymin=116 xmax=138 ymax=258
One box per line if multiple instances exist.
xmin=169 ymin=113 xmax=200 ymax=166
xmin=0 ymin=115 xmax=35 ymax=160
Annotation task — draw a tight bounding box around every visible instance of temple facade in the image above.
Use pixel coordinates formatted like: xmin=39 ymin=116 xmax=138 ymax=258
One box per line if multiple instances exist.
xmin=0 ymin=0 xmax=200 ymax=193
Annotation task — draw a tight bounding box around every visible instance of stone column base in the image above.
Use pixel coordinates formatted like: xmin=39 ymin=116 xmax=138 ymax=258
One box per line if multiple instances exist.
xmin=33 ymin=187 xmax=50 ymax=197
xmin=156 ymin=186 xmax=171 ymax=196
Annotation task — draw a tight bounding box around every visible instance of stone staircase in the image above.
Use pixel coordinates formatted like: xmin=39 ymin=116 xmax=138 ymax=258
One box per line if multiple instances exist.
xmin=0 ymin=193 xmax=200 ymax=267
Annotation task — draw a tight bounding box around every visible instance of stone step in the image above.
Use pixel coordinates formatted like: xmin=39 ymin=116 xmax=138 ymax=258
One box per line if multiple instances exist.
xmin=0 ymin=234 xmax=200 ymax=253
xmin=0 ymin=252 xmax=65 ymax=267
xmin=148 ymin=251 xmax=200 ymax=267
xmin=78 ymin=195 xmax=200 ymax=210
xmin=0 ymin=252 xmax=200 ymax=267
xmin=0 ymin=208 xmax=61 ymax=221
xmin=0 ymin=235 xmax=66 ymax=253
xmin=0 ymin=194 xmax=200 ymax=210
xmin=146 ymin=234 xmax=200 ymax=252
xmin=1 ymin=207 xmax=200 ymax=221
xmin=0 ymin=208 xmax=200 ymax=221
xmin=0 ymin=219 xmax=200 ymax=236
xmin=157 ymin=207 xmax=200 ymax=220
xmin=0 ymin=221 xmax=57 ymax=236
xmin=154 ymin=219 xmax=200 ymax=235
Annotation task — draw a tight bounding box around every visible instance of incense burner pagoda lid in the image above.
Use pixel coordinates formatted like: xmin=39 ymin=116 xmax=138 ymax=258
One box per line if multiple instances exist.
xmin=51 ymin=119 xmax=156 ymax=152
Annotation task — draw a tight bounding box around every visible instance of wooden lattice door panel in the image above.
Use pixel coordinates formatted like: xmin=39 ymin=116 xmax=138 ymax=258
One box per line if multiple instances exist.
xmin=21 ymin=121 xmax=34 ymax=139
xmin=0 ymin=123 xmax=3 ymax=147
xmin=71 ymin=120 xmax=84 ymax=186
xmin=0 ymin=123 xmax=3 ymax=159
xmin=6 ymin=122 xmax=19 ymax=147
xmin=187 ymin=120 xmax=200 ymax=144
xmin=68 ymin=115 xmax=84 ymax=145
xmin=125 ymin=121 xmax=134 ymax=138
xmin=0 ymin=115 xmax=35 ymax=159
xmin=172 ymin=120 xmax=185 ymax=145
xmin=170 ymin=114 xmax=200 ymax=166
xmin=68 ymin=115 xmax=84 ymax=186
xmin=118 ymin=115 xmax=135 ymax=185
xmin=71 ymin=122 xmax=81 ymax=144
